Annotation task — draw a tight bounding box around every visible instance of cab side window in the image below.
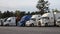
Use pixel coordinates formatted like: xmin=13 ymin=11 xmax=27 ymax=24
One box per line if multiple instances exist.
xmin=8 ymin=20 xmax=11 ymax=22
xmin=38 ymin=18 xmax=41 ymax=20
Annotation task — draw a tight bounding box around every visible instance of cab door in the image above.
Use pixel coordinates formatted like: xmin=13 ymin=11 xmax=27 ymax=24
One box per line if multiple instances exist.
xmin=10 ymin=18 xmax=16 ymax=26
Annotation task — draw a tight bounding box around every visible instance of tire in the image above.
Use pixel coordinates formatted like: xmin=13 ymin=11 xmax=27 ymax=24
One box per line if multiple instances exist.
xmin=5 ymin=24 xmax=9 ymax=26
xmin=45 ymin=23 xmax=48 ymax=27
xmin=56 ymin=25 xmax=59 ymax=27
xmin=30 ymin=23 xmax=34 ymax=27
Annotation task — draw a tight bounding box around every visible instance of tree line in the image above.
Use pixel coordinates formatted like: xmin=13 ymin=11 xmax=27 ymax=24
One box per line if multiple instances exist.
xmin=0 ymin=10 xmax=41 ymax=19
xmin=0 ymin=9 xmax=59 ymax=19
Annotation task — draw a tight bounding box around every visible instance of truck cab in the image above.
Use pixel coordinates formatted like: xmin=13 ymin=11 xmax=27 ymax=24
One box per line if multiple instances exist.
xmin=56 ymin=19 xmax=60 ymax=26
xmin=55 ymin=13 xmax=60 ymax=26
xmin=38 ymin=13 xmax=54 ymax=26
xmin=18 ymin=15 xmax=32 ymax=26
xmin=3 ymin=17 xmax=16 ymax=26
xmin=26 ymin=15 xmax=41 ymax=26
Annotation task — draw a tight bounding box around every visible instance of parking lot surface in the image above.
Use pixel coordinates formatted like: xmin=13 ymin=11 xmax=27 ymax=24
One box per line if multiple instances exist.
xmin=0 ymin=26 xmax=60 ymax=34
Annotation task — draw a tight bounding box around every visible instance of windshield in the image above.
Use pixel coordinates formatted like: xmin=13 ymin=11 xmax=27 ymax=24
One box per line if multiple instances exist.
xmin=30 ymin=18 xmax=36 ymax=21
xmin=4 ymin=18 xmax=8 ymax=22
xmin=42 ymin=17 xmax=49 ymax=19
xmin=7 ymin=19 xmax=11 ymax=22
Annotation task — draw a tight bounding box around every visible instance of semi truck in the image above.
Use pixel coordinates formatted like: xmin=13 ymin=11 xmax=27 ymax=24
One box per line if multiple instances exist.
xmin=3 ymin=17 xmax=16 ymax=26
xmin=25 ymin=15 xmax=41 ymax=26
xmin=55 ymin=13 xmax=60 ymax=26
xmin=38 ymin=12 xmax=60 ymax=26
xmin=18 ymin=15 xmax=32 ymax=26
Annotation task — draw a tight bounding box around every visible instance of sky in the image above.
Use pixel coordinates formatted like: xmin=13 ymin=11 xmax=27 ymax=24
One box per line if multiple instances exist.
xmin=0 ymin=0 xmax=60 ymax=12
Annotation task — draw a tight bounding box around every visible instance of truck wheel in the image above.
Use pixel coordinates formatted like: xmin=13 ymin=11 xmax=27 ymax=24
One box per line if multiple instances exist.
xmin=30 ymin=23 xmax=34 ymax=27
xmin=5 ymin=24 xmax=9 ymax=26
xmin=38 ymin=21 xmax=41 ymax=27
xmin=45 ymin=23 xmax=48 ymax=27
xmin=56 ymin=25 xmax=59 ymax=27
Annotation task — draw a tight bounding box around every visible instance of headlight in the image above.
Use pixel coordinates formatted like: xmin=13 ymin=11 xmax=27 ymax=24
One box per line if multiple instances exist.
xmin=26 ymin=21 xmax=30 ymax=24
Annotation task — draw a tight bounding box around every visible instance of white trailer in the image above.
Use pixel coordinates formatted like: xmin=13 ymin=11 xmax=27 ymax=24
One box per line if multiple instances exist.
xmin=25 ymin=14 xmax=41 ymax=26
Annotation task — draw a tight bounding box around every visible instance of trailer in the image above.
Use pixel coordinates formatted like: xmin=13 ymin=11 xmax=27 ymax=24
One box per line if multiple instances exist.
xmin=18 ymin=15 xmax=32 ymax=26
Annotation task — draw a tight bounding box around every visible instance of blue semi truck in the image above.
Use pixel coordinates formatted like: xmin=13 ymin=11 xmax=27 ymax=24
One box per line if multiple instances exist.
xmin=18 ymin=15 xmax=32 ymax=26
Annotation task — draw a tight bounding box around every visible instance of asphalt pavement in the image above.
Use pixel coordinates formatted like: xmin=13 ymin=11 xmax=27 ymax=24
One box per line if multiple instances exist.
xmin=0 ymin=26 xmax=60 ymax=34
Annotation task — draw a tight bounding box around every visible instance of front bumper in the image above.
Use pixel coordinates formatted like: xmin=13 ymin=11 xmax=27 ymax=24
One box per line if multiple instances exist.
xmin=25 ymin=23 xmax=31 ymax=26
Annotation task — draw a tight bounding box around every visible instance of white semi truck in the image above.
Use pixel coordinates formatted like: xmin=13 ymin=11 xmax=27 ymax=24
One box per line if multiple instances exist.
xmin=55 ymin=13 xmax=60 ymax=26
xmin=38 ymin=12 xmax=60 ymax=26
xmin=25 ymin=15 xmax=41 ymax=26
xmin=3 ymin=17 xmax=16 ymax=26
